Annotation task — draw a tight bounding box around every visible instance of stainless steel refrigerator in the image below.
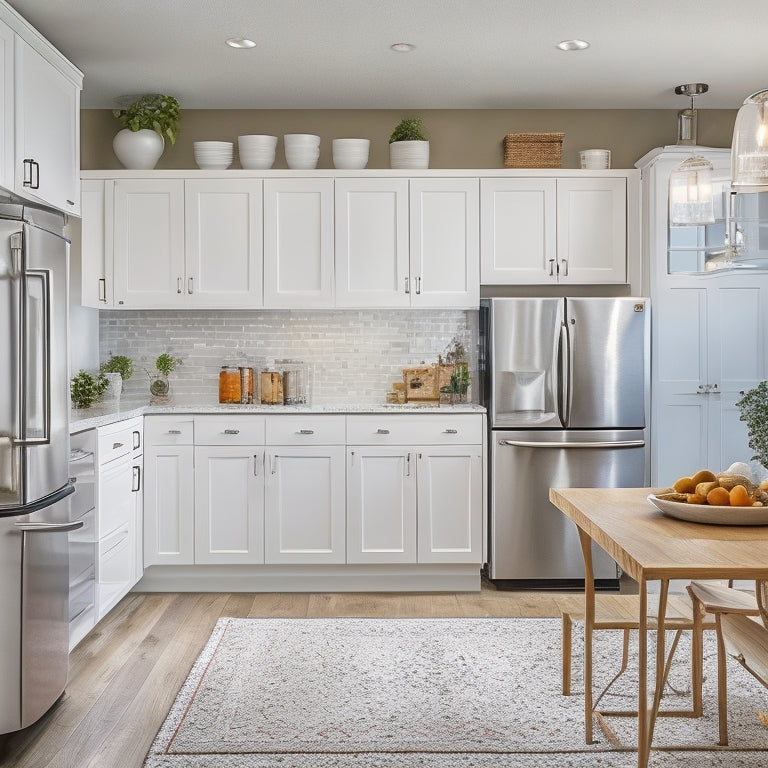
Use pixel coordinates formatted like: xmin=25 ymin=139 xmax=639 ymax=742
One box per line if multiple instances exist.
xmin=0 ymin=204 xmax=79 ymax=734
xmin=481 ymin=297 xmax=650 ymax=588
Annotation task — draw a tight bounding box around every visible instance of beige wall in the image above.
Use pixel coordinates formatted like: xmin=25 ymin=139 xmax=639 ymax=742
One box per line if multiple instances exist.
xmin=82 ymin=109 xmax=737 ymax=172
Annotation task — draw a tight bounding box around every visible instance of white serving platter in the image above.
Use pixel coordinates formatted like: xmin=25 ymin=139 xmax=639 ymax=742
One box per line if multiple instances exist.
xmin=647 ymin=494 xmax=768 ymax=526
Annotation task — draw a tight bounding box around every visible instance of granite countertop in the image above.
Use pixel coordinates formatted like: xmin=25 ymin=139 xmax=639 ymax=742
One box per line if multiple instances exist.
xmin=70 ymin=398 xmax=486 ymax=433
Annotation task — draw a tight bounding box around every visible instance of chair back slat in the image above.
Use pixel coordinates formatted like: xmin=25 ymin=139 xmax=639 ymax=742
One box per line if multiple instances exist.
xmin=757 ymin=580 xmax=768 ymax=629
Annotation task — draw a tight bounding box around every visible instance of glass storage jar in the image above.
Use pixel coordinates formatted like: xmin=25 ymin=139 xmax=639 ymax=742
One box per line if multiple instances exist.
xmin=218 ymin=366 xmax=241 ymax=403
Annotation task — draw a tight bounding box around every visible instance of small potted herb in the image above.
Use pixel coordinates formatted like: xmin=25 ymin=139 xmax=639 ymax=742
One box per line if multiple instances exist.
xmin=112 ymin=93 xmax=181 ymax=169
xmin=389 ymin=117 xmax=429 ymax=169
xmin=736 ymin=381 xmax=768 ymax=471
xmin=70 ymin=370 xmax=109 ymax=409
xmin=100 ymin=354 xmax=134 ymax=400
xmin=145 ymin=353 xmax=183 ymax=400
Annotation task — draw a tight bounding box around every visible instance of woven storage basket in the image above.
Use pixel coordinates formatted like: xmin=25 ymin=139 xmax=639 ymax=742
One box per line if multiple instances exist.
xmin=504 ymin=132 xmax=564 ymax=168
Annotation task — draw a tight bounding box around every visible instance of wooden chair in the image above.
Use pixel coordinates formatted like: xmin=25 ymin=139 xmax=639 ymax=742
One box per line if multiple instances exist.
xmin=686 ymin=579 xmax=763 ymax=746
xmin=560 ymin=591 xmax=720 ymax=743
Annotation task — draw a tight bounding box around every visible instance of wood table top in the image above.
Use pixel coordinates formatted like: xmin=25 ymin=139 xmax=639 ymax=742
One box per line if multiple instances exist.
xmin=549 ymin=487 xmax=768 ymax=583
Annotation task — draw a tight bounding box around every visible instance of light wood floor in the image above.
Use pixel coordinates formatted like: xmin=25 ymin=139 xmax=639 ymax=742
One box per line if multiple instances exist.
xmin=1 ymin=582 xmax=588 ymax=768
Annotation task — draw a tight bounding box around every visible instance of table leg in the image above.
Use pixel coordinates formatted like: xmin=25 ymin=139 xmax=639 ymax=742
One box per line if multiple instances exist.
xmin=649 ymin=580 xmax=669 ymax=744
xmin=637 ymin=581 xmax=649 ymax=768
xmin=577 ymin=528 xmax=596 ymax=744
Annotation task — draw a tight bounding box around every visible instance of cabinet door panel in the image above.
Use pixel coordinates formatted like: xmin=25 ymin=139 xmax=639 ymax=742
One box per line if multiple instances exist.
xmin=263 ymin=179 xmax=334 ymax=307
xmin=556 ymin=177 xmax=626 ymax=283
xmin=480 ymin=178 xmax=556 ymax=284
xmin=185 ymin=179 xmax=263 ymax=307
xmin=264 ymin=446 xmax=345 ymax=563
xmin=417 ymin=447 xmax=482 ymax=564
xmin=80 ymin=179 xmax=113 ymax=307
xmin=194 ymin=446 xmax=264 ymax=564
xmin=0 ymin=22 xmax=13 ymax=192
xmin=143 ymin=445 xmax=194 ymax=565
xmin=113 ymin=179 xmax=185 ymax=307
xmin=346 ymin=448 xmax=416 ymax=564
xmin=14 ymin=39 xmax=79 ymax=214
xmin=410 ymin=178 xmax=479 ymax=308
xmin=335 ymin=178 xmax=409 ymax=307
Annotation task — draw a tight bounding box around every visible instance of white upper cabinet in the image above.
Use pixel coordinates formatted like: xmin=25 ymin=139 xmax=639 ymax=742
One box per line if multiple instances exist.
xmin=481 ymin=175 xmax=628 ymax=285
xmin=185 ymin=179 xmax=263 ymax=307
xmin=263 ymin=178 xmax=334 ymax=307
xmin=409 ymin=178 xmax=479 ymax=308
xmin=79 ymin=179 xmax=112 ymax=307
xmin=335 ymin=177 xmax=410 ymax=307
xmin=0 ymin=21 xmax=13 ymax=193
xmin=555 ymin=177 xmax=626 ymax=284
xmin=335 ymin=177 xmax=479 ymax=308
xmin=113 ymin=179 xmax=186 ymax=307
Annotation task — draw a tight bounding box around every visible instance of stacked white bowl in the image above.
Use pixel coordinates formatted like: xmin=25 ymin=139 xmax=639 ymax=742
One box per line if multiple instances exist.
xmin=284 ymin=134 xmax=320 ymax=170
xmin=238 ymin=134 xmax=278 ymax=169
xmin=193 ymin=141 xmax=233 ymax=170
xmin=332 ymin=138 xmax=370 ymax=169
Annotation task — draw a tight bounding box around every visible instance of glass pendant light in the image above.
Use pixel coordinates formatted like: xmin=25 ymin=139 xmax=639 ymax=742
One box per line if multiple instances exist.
xmin=668 ymin=84 xmax=715 ymax=226
xmin=731 ymin=89 xmax=768 ymax=189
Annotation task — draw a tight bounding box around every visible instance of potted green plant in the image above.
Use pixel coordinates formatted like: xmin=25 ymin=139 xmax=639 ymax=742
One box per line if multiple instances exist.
xmin=736 ymin=381 xmax=768 ymax=472
xmin=145 ymin=353 xmax=182 ymax=401
xmin=389 ymin=117 xmax=429 ymax=169
xmin=70 ymin=370 xmax=109 ymax=409
xmin=100 ymin=354 xmax=134 ymax=400
xmin=112 ymin=94 xmax=181 ymax=169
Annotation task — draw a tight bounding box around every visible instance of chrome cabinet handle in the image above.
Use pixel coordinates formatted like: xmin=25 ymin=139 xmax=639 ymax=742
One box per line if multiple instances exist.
xmin=177 ymin=277 xmax=183 ymax=294
xmin=297 ymin=429 xmax=314 ymax=434
xmin=188 ymin=277 xmax=194 ymax=294
xmin=98 ymin=278 xmax=107 ymax=303
xmin=66 ymin=199 xmax=75 ymax=206
xmin=132 ymin=465 xmax=141 ymax=492
xmin=404 ymin=277 xmax=410 ymax=294
xmin=560 ymin=258 xmax=569 ymax=277
xmin=443 ymin=428 xmax=458 ymax=434
xmin=415 ymin=276 xmax=421 ymax=294
xmin=133 ymin=430 xmax=141 ymax=450
xmin=376 ymin=428 xmax=390 ymax=434
xmin=253 ymin=454 xmax=260 ymax=477
xmin=405 ymin=452 xmax=411 ymax=476
xmin=167 ymin=429 xmax=182 ymax=435
xmin=224 ymin=429 xmax=240 ymax=435
xmin=271 ymin=455 xmax=278 ymax=474
xmin=549 ymin=259 xmax=556 ymax=276
xmin=112 ymin=442 xmax=123 ymax=450
xmin=22 ymin=159 xmax=39 ymax=189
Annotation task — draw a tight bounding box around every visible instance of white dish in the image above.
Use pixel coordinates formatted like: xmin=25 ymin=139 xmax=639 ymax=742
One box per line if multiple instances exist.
xmin=646 ymin=494 xmax=768 ymax=525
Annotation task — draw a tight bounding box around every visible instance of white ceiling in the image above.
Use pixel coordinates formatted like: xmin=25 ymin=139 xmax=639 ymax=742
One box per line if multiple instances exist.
xmin=6 ymin=0 xmax=767 ymax=111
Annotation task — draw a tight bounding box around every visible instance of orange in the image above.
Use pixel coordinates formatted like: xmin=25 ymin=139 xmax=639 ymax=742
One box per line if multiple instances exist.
xmin=729 ymin=485 xmax=753 ymax=507
xmin=706 ymin=487 xmax=731 ymax=506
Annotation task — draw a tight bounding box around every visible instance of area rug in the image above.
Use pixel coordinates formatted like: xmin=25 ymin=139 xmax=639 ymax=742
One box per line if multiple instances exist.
xmin=144 ymin=617 xmax=768 ymax=767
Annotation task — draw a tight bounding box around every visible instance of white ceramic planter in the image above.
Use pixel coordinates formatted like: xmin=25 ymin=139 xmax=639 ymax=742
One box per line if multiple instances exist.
xmin=389 ymin=140 xmax=429 ymax=169
xmin=113 ymin=128 xmax=165 ymax=170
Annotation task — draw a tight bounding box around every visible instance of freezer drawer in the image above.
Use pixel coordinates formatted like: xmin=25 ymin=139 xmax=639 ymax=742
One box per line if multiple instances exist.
xmin=490 ymin=429 xmax=646 ymax=584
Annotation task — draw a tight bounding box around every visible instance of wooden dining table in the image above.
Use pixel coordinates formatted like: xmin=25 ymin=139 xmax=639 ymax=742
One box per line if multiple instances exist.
xmin=549 ymin=486 xmax=768 ymax=768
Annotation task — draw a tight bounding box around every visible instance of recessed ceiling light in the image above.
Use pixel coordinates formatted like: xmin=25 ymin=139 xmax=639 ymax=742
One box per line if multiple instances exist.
xmin=226 ymin=37 xmax=256 ymax=49
xmin=390 ymin=43 xmax=415 ymax=53
xmin=556 ymin=39 xmax=590 ymax=51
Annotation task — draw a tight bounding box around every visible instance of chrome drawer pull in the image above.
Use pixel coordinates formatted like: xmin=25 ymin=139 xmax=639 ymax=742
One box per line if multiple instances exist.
xmin=297 ymin=429 xmax=314 ymax=434
xmin=112 ymin=441 xmax=124 ymax=449
xmin=224 ymin=429 xmax=240 ymax=435
xmin=376 ymin=428 xmax=390 ymax=435
xmin=167 ymin=429 xmax=182 ymax=435
xmin=443 ymin=429 xmax=458 ymax=434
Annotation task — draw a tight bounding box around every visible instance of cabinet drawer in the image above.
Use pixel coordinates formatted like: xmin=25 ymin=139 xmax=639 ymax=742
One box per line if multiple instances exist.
xmin=144 ymin=416 xmax=194 ymax=445
xmin=347 ymin=414 xmax=484 ymax=445
xmin=265 ymin=415 xmax=346 ymax=445
xmin=98 ymin=457 xmax=133 ymax=538
xmin=97 ymin=423 xmax=134 ymax=465
xmin=194 ymin=416 xmax=266 ymax=445
xmin=98 ymin=527 xmax=131 ymax=584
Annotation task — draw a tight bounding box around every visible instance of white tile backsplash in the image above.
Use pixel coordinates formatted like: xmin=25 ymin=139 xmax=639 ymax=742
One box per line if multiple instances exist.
xmin=99 ymin=309 xmax=477 ymax=405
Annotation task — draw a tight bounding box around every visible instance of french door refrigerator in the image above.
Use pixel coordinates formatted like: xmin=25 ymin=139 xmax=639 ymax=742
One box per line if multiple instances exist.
xmin=0 ymin=205 xmax=78 ymax=734
xmin=481 ymin=297 xmax=650 ymax=588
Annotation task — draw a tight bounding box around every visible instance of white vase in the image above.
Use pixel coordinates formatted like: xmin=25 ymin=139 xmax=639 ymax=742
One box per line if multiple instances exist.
xmin=113 ymin=128 xmax=165 ymax=170
xmin=389 ymin=140 xmax=430 ymax=169
xmin=103 ymin=372 xmax=122 ymax=401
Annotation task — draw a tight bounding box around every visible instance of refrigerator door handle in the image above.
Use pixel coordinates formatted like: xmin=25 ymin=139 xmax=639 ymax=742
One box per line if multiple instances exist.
xmin=558 ymin=320 xmax=571 ymax=427
xmin=499 ymin=439 xmax=645 ymax=449
xmin=15 ymin=520 xmax=84 ymax=533
xmin=15 ymin=242 xmax=52 ymax=446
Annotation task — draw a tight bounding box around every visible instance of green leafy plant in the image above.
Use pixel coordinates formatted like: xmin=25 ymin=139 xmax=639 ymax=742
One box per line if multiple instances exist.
xmin=440 ymin=363 xmax=471 ymax=395
xmin=145 ymin=353 xmax=182 ymax=380
xmin=101 ymin=354 xmax=134 ymax=381
xmin=112 ymin=94 xmax=181 ymax=145
xmin=70 ymin=370 xmax=108 ymax=409
xmin=389 ymin=117 xmax=427 ymax=143
xmin=736 ymin=381 xmax=768 ymax=468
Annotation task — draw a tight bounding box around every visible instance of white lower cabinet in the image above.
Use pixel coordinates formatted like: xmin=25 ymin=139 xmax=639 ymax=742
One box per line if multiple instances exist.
xmin=194 ymin=446 xmax=265 ymax=564
xmin=264 ymin=445 xmax=346 ymax=564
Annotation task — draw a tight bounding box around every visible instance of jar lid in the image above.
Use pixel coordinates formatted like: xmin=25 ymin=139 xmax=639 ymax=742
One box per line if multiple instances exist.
xmin=220 ymin=365 xmax=239 ymax=371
